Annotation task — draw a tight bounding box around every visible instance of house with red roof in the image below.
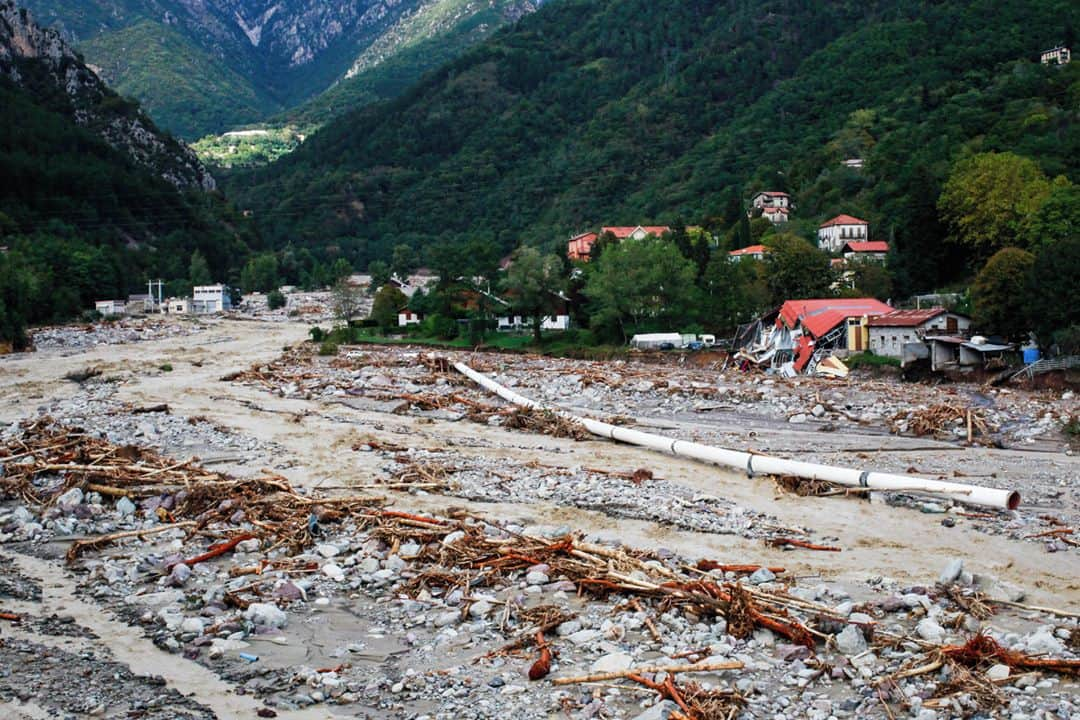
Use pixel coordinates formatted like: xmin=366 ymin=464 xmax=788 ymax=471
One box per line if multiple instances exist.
xmin=728 ymin=244 xmax=769 ymax=261
xmin=866 ymin=308 xmax=971 ymax=358
xmin=601 ymin=225 xmax=672 ymax=241
xmin=566 ymin=231 xmax=599 ymax=261
xmin=842 ymin=241 xmax=889 ymax=263
xmin=777 ymin=297 xmax=892 ymax=370
xmin=818 ymin=214 xmax=868 ymax=253
xmin=750 ymin=192 xmax=791 ymax=225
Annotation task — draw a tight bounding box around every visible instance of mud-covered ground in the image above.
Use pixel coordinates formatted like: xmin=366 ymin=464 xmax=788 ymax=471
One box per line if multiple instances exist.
xmin=0 ymin=320 xmax=1077 ymax=719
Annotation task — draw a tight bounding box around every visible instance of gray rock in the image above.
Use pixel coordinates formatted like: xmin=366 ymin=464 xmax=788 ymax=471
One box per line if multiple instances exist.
xmin=434 ymin=611 xmax=460 ymax=628
xmin=1023 ymin=628 xmax=1065 ymax=656
xmin=115 ymin=497 xmax=136 ymax=517
xmin=938 ymin=559 xmax=963 ymax=585
xmin=985 ymin=664 xmax=1010 ymax=681
xmin=749 ymin=567 xmax=776 ymax=584
xmin=835 ymin=624 xmax=867 ymax=655
xmin=56 ymin=487 xmax=84 ymax=507
xmin=630 ymin=700 xmax=680 ymax=720
xmin=788 ymin=414 xmax=808 ymax=424
xmin=525 ymin=570 xmax=549 ymax=585
xmin=811 ymin=404 xmax=826 ymax=418
xmin=567 ymin=629 xmax=600 ymax=646
xmin=591 ymin=652 xmax=633 ymax=673
xmin=468 ymin=600 xmax=492 ymax=619
xmin=916 ymin=618 xmax=945 ymax=644
xmin=168 ymin=563 xmax=192 ymax=586
xmin=245 ymin=602 xmax=287 ymax=629
xmin=556 ymin=620 xmax=583 ymax=637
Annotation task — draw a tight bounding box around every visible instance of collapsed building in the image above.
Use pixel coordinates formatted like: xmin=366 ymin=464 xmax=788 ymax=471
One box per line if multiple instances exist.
xmin=734 ymin=298 xmax=892 ymax=375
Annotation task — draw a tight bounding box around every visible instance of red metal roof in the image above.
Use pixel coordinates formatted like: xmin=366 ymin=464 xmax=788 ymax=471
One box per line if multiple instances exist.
xmin=778 ymin=298 xmax=893 ymax=338
xmin=820 ymin=214 xmax=868 ymax=228
xmin=754 ymin=191 xmax=790 ymax=198
xmin=601 ymin=226 xmax=671 ymax=239
xmin=867 ymin=308 xmax=947 ymax=327
xmin=843 ymin=241 xmax=889 ymax=253
xmin=728 ymin=244 xmax=768 ymax=257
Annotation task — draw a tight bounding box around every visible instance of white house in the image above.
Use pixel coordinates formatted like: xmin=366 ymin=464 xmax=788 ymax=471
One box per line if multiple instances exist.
xmin=497 ymin=314 xmax=571 ymax=332
xmin=191 ymin=285 xmax=232 ymax=314
xmin=398 ymin=309 xmax=422 ymax=327
xmin=818 ymin=214 xmax=869 ymax=253
xmin=750 ymin=192 xmax=791 ymax=225
xmin=164 ymin=297 xmax=191 ymax=315
xmin=751 ymin=191 xmax=790 ymax=210
xmin=95 ymin=300 xmax=127 ymax=316
xmin=1041 ymin=46 xmax=1071 ymax=65
xmin=867 ymin=308 xmax=972 ymax=358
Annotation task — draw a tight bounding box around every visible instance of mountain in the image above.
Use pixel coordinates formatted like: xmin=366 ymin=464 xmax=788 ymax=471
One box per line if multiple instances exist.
xmin=231 ymin=0 xmax=1079 ymax=292
xmin=0 ymin=0 xmax=213 ymax=189
xmin=19 ymin=0 xmax=545 ymax=139
xmin=0 ymin=1 xmax=255 ymax=346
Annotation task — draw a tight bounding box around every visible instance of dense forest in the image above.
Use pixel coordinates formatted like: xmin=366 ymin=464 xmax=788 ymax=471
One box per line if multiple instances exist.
xmin=231 ymin=0 xmax=1078 ymax=297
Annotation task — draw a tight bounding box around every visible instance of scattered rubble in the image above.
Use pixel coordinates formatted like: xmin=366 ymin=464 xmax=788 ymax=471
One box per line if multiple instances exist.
xmin=31 ymin=318 xmax=206 ymax=353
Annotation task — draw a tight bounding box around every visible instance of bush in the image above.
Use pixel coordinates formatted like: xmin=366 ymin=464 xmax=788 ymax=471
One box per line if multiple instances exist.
xmin=318 ymin=341 xmax=339 ymax=356
xmin=845 ymin=351 xmax=900 ymax=369
xmin=267 ymin=290 xmax=286 ymax=310
xmin=159 ymin=363 xmax=173 ymax=372
xmin=308 ymin=326 xmax=327 ymax=342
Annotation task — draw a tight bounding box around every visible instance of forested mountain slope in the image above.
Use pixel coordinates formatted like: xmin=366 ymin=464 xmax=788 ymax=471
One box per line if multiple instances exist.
xmin=231 ymin=0 xmax=1078 ymax=292
xmin=0 ymin=2 xmax=255 ymax=345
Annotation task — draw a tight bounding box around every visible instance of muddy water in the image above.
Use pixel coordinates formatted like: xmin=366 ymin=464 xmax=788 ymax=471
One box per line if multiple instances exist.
xmin=2 ymin=550 xmax=329 ymax=720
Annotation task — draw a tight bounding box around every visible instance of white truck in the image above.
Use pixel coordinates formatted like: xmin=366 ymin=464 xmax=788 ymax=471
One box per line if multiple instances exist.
xmin=629 ymin=333 xmax=717 ymax=350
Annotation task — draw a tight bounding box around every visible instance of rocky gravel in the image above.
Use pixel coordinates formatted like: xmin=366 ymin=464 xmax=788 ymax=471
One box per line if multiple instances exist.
xmin=30 ymin=317 xmax=206 ymax=353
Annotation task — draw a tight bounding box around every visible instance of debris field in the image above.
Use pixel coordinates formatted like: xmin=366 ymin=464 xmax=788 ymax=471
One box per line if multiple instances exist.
xmin=0 ymin=327 xmax=1077 ymax=720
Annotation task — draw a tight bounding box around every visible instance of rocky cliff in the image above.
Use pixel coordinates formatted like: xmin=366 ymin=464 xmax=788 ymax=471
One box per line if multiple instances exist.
xmin=0 ymin=0 xmax=214 ymax=190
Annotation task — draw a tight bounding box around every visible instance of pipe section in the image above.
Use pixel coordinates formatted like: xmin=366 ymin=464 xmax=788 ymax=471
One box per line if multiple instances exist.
xmin=454 ymin=361 xmax=1020 ymax=511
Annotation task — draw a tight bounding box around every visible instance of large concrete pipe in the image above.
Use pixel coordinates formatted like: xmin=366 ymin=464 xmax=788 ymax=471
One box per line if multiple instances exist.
xmin=454 ymin=361 xmax=1020 ymax=511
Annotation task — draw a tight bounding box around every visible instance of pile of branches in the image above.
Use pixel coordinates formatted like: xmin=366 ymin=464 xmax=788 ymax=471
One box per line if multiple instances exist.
xmin=0 ymin=418 xmax=384 ymax=561
xmin=503 ymin=407 xmax=590 ymax=440
xmin=889 ymin=403 xmax=993 ymax=441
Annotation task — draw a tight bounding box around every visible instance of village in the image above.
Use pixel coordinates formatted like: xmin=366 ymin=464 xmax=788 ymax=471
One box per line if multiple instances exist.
xmin=89 ymin=190 xmax=1068 ymax=387
xmin=4 ymin=179 xmax=1077 ymax=718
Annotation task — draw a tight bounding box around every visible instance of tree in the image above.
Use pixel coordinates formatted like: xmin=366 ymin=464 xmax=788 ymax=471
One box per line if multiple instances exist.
xmin=584 ymin=238 xmax=698 ymax=342
xmin=699 ymin=253 xmax=769 ymax=335
xmin=189 ymin=250 xmax=212 ymax=286
xmin=763 ymin=234 xmax=833 ymax=304
xmin=367 ymin=260 xmax=390 ymax=294
xmin=331 ymin=277 xmax=364 ymax=324
xmin=971 ymin=247 xmax=1035 ymax=340
xmin=240 ymin=253 xmax=280 ymax=293
xmin=370 ymin=284 xmax=407 ymax=332
xmin=1027 ymin=234 xmax=1080 ymax=349
xmin=938 ymin=152 xmax=1052 ymax=256
xmin=1020 ymin=180 xmax=1079 ymax=251
xmin=501 ymin=247 xmax=564 ymax=343
xmin=330 ymin=258 xmax=353 ymax=283
xmin=390 ymin=243 xmax=417 ymax=280
xmin=267 ymin=289 xmax=286 ymax=310
xmin=848 ymin=261 xmax=893 ymax=300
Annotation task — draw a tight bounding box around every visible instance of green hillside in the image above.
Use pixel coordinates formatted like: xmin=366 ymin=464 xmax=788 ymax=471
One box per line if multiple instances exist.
xmin=0 ymin=78 xmax=256 ymax=346
xmin=285 ymin=0 xmax=540 ymax=127
xmin=82 ymin=20 xmax=279 ymax=140
xmin=231 ymin=0 xmax=1078 ymax=294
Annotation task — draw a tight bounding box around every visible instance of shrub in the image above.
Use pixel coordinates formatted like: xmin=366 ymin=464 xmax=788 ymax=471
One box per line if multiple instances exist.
xmin=159 ymin=363 xmax=173 ymax=372
xmin=267 ymin=290 xmax=286 ymax=310
xmin=308 ymin=326 xmax=327 ymax=342
xmin=318 ymin=341 xmax=339 ymax=356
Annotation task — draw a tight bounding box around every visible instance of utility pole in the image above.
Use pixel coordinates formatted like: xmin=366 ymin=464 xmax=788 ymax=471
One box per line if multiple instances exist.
xmin=147 ymin=279 xmax=164 ymax=311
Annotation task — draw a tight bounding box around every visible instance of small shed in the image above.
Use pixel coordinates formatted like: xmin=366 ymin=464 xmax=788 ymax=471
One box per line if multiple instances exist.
xmin=867 ymin=308 xmax=971 ymax=358
xmin=95 ymin=300 xmax=127 ymax=316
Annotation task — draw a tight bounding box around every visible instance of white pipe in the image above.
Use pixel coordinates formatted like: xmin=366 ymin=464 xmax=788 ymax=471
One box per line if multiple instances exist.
xmin=453 ymin=362 xmax=1020 ymax=511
